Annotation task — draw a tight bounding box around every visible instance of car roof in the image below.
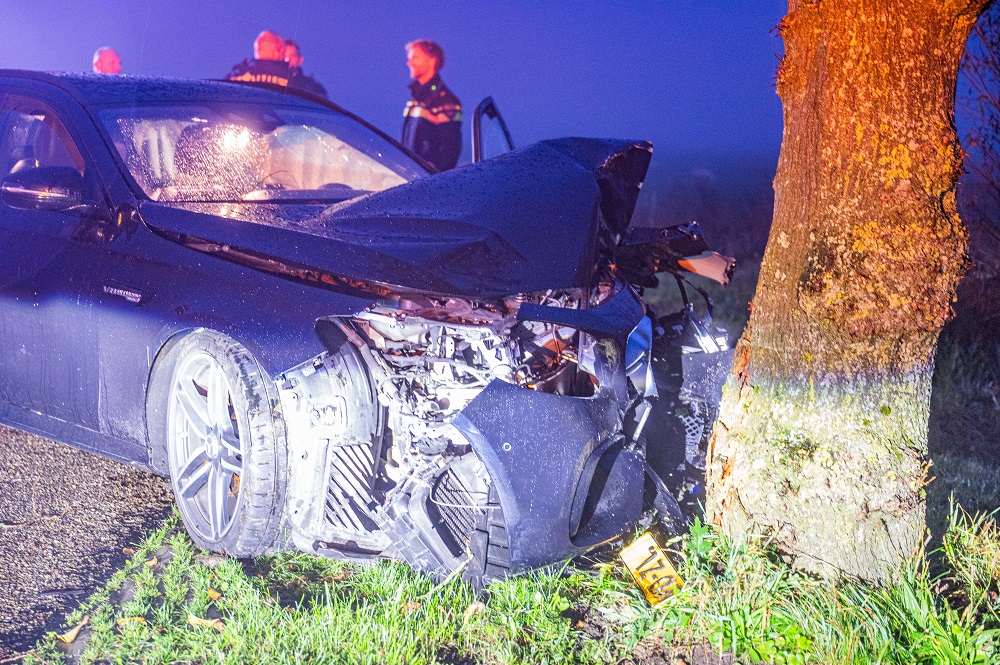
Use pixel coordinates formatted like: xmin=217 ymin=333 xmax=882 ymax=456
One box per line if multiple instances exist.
xmin=0 ymin=70 xmax=325 ymax=110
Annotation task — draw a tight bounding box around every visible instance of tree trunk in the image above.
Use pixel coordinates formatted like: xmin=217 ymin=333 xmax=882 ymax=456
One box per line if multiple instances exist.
xmin=706 ymin=0 xmax=989 ymax=582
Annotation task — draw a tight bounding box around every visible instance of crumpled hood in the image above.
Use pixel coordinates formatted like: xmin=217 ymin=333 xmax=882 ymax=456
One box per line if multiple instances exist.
xmin=140 ymin=137 xmax=652 ymax=298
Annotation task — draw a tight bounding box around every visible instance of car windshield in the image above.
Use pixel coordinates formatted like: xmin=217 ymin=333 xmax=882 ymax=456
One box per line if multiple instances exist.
xmin=98 ymin=103 xmax=425 ymax=203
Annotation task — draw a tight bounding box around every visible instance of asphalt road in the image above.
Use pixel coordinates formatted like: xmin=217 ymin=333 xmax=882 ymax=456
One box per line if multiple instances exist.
xmin=0 ymin=425 xmax=173 ymax=658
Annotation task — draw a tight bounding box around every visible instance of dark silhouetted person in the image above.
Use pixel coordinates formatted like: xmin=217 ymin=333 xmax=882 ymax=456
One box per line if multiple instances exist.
xmin=284 ymin=39 xmax=328 ymax=98
xmin=93 ymin=47 xmax=121 ymax=74
xmin=402 ymin=40 xmax=461 ymax=171
xmin=226 ymin=31 xmax=291 ymax=87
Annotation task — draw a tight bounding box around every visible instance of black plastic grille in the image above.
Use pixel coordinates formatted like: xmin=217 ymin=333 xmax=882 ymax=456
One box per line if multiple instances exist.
xmin=430 ymin=469 xmax=485 ymax=556
xmin=324 ymin=444 xmax=378 ymax=533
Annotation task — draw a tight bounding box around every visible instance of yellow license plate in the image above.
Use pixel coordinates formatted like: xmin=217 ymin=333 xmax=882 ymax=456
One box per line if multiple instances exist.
xmin=620 ymin=532 xmax=683 ymax=606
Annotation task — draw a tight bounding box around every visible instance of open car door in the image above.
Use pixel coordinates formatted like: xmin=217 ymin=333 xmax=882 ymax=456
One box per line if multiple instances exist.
xmin=472 ymin=97 xmax=514 ymax=162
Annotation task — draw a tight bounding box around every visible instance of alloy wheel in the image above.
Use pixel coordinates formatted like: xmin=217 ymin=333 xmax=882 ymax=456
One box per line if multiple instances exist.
xmin=168 ymin=350 xmax=245 ymax=542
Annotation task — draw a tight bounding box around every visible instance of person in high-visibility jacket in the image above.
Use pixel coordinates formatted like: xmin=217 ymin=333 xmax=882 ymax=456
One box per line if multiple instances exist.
xmin=402 ymin=40 xmax=462 ymax=171
xmin=226 ymin=31 xmax=292 ymax=88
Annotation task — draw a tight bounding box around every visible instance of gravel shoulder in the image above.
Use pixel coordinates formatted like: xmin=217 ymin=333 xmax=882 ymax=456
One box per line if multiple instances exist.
xmin=0 ymin=425 xmax=172 ymax=658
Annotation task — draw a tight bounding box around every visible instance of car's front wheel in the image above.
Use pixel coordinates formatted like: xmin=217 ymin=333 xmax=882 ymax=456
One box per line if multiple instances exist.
xmin=153 ymin=330 xmax=286 ymax=556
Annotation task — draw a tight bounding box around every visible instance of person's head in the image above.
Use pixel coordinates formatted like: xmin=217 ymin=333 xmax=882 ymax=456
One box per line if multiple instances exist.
xmin=92 ymin=47 xmax=121 ymax=75
xmin=406 ymin=40 xmax=444 ymax=85
xmin=254 ymin=31 xmax=285 ymax=61
xmin=284 ymin=39 xmax=304 ymax=68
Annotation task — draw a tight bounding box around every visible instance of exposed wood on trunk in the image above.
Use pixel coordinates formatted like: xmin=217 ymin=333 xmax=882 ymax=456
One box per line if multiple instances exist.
xmin=706 ymin=0 xmax=989 ymax=582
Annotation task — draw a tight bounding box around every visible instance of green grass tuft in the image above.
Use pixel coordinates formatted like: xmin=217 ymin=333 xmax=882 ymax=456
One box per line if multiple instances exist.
xmin=24 ymin=506 xmax=1000 ymax=665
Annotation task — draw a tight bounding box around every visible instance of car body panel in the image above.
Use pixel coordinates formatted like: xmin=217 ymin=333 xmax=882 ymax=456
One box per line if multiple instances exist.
xmin=452 ymin=284 xmax=648 ymax=571
xmin=139 ymin=138 xmax=652 ymax=299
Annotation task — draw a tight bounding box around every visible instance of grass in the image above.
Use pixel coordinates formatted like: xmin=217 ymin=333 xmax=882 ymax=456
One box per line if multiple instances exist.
xmin=27 ymin=512 xmax=633 ymax=665
xmin=21 ymin=502 xmax=1000 ymax=665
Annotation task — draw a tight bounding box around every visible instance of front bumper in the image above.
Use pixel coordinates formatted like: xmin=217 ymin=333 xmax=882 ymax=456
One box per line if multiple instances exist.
xmin=452 ymin=284 xmax=651 ymax=572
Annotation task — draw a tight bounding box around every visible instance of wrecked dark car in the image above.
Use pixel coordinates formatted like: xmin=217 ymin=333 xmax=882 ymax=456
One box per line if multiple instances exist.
xmin=0 ymin=72 xmax=734 ymax=584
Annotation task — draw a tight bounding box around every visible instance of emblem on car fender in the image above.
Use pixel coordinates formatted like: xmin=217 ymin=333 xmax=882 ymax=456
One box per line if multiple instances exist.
xmin=102 ymin=285 xmax=143 ymax=304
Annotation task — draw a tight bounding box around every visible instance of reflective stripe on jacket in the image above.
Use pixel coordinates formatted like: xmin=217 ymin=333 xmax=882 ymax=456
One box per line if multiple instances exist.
xmin=401 ymin=74 xmax=462 ymax=171
xmin=226 ymin=59 xmax=292 ymax=88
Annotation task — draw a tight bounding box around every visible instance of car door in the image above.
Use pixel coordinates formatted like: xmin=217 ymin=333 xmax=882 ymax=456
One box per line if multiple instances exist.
xmin=472 ymin=97 xmax=514 ymax=162
xmin=0 ymin=92 xmax=103 ymax=431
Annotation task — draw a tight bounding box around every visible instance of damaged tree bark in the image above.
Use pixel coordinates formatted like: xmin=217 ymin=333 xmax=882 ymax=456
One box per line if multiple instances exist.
xmin=706 ymin=0 xmax=990 ymax=581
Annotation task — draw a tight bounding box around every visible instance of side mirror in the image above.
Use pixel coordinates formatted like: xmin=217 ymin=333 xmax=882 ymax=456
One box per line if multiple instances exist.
xmin=1 ymin=166 xmax=84 ymax=212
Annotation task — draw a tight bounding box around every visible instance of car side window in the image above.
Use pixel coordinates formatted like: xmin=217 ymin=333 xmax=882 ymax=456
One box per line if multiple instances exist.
xmin=0 ymin=95 xmax=85 ymax=178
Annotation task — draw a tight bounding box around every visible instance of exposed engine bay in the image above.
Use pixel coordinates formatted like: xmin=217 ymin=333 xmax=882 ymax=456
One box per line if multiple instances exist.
xmin=276 ymin=286 xmax=615 ymax=574
xmin=274 ymin=255 xmax=733 ymax=581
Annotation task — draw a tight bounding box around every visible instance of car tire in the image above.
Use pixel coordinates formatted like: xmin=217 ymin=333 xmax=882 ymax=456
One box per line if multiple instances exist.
xmin=152 ymin=330 xmax=287 ymax=556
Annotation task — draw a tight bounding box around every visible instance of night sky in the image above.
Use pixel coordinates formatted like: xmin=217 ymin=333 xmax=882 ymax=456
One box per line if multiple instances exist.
xmin=1 ymin=1 xmax=786 ymax=166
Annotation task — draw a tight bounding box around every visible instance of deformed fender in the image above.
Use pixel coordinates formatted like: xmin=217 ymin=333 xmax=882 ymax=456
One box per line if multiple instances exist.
xmin=517 ymin=281 xmax=646 ymax=405
xmin=452 ymin=383 xmax=644 ymax=572
xmin=516 ymin=280 xmax=645 ymax=341
xmin=451 ymin=284 xmax=651 ymax=571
